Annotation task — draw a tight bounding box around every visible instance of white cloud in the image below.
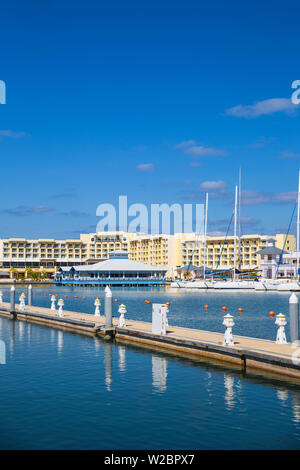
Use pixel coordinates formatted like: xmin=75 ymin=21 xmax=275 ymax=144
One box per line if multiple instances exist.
xmin=278 ymin=151 xmax=300 ymax=159
xmin=199 ymin=180 xmax=227 ymax=191
xmin=0 ymin=129 xmax=30 ymax=138
xmin=242 ymin=190 xmax=297 ymax=205
xmin=184 ymin=146 xmax=227 ymax=156
xmin=136 ymin=163 xmax=154 ymax=172
xmin=225 ymin=98 xmax=298 ymax=118
xmin=175 ymin=140 xmax=197 ymax=149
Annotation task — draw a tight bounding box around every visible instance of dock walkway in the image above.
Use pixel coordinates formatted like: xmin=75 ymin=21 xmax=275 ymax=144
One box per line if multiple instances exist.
xmin=0 ymin=301 xmax=299 ymax=381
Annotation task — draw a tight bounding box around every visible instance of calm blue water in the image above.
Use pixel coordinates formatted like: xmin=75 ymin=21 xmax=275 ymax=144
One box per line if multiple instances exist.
xmin=0 ymin=285 xmax=300 ymax=449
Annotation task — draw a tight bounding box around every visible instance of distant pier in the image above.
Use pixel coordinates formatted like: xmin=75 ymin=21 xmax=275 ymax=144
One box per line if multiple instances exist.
xmin=1 ymin=301 xmax=300 ymax=382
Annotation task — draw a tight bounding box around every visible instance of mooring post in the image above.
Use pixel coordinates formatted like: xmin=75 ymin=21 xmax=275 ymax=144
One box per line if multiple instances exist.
xmin=105 ymin=286 xmax=113 ymax=328
xmin=289 ymin=293 xmax=299 ymax=343
xmin=28 ymin=284 xmax=32 ymax=306
xmin=10 ymin=286 xmax=15 ymax=313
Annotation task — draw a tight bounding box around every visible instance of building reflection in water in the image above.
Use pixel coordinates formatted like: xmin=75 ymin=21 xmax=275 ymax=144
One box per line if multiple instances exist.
xmin=104 ymin=341 xmax=113 ymax=392
xmin=57 ymin=330 xmax=63 ymax=354
xmin=118 ymin=345 xmax=126 ymax=372
xmin=152 ymin=355 xmax=168 ymax=393
xmin=224 ymin=373 xmax=235 ymax=409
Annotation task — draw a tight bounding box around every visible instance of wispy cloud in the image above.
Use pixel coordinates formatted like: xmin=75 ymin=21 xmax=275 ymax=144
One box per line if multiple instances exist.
xmin=175 ymin=140 xmax=197 ymax=149
xmin=60 ymin=210 xmax=90 ymax=217
xmin=225 ymin=98 xmax=298 ymax=118
xmin=183 ymin=146 xmax=227 ymax=156
xmin=136 ymin=163 xmax=154 ymax=172
xmin=0 ymin=130 xmax=30 ymax=138
xmin=278 ymin=151 xmax=300 ymax=159
xmin=250 ymin=136 xmax=277 ymax=148
xmin=1 ymin=205 xmax=55 ymax=216
xmin=189 ymin=162 xmax=202 ymax=167
xmin=242 ymin=190 xmax=297 ymax=205
xmin=199 ymin=180 xmax=227 ymax=191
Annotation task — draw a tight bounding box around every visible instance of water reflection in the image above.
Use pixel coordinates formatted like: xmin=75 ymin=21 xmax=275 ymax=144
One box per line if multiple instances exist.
xmin=18 ymin=321 xmax=24 ymax=340
xmin=224 ymin=373 xmax=235 ymax=410
xmin=104 ymin=341 xmax=112 ymax=391
xmin=57 ymin=331 xmax=63 ymax=354
xmin=118 ymin=345 xmax=126 ymax=372
xmin=291 ymin=390 xmax=300 ymax=423
xmin=152 ymin=355 xmax=168 ymax=393
xmin=277 ymin=388 xmax=289 ymax=403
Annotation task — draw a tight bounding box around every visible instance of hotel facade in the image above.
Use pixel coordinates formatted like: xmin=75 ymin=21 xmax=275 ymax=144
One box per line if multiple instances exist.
xmin=0 ymin=231 xmax=295 ymax=279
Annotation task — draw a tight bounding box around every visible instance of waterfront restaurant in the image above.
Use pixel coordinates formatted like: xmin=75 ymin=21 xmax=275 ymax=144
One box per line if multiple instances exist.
xmin=55 ymin=250 xmax=168 ymax=286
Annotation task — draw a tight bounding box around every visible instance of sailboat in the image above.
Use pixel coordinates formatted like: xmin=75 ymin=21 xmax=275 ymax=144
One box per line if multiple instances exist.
xmin=255 ymin=171 xmax=300 ymax=291
xmin=212 ymin=174 xmax=257 ymax=290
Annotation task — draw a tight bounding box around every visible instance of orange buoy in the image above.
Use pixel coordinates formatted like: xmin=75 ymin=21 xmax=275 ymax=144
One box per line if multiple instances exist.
xmin=64 ymin=295 xmax=67 ymax=298
xmin=49 ymin=294 xmax=51 ymax=296
xmin=33 ymin=292 xmax=36 ymax=295
xmin=75 ymin=295 xmax=78 ymax=299
xmin=269 ymin=311 xmax=275 ymax=316
xmin=145 ymin=300 xmax=150 ymax=304
xmin=166 ymin=301 xmax=170 ymax=306
xmin=114 ymin=299 xmax=118 ymax=302
xmin=238 ymin=308 xmax=243 ymax=312
xmin=204 ymin=304 xmax=208 ymax=309
xmin=222 ymin=306 xmax=227 ymax=311
xmin=55 ymin=294 xmax=58 ymax=297
xmin=83 ymin=297 xmax=86 ymax=300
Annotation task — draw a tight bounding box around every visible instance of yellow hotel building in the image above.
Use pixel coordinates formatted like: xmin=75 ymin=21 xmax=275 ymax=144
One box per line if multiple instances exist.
xmin=0 ymin=231 xmax=295 ymax=279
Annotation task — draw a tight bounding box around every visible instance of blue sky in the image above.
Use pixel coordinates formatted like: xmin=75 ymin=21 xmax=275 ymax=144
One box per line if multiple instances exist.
xmin=0 ymin=0 xmax=300 ymax=238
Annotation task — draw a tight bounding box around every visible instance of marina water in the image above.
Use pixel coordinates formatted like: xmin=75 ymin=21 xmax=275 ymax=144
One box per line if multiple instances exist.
xmin=0 ymin=285 xmax=300 ymax=449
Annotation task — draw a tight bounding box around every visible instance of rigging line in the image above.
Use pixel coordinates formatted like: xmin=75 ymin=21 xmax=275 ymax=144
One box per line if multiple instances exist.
xmin=274 ymin=201 xmax=297 ymax=280
xmin=214 ymin=211 xmax=234 ymax=272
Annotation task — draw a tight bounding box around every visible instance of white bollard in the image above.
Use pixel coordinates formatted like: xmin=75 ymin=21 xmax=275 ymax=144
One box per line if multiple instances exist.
xmin=57 ymin=298 xmax=64 ymax=317
xmin=275 ymin=313 xmax=287 ymax=344
xmin=0 ymin=291 xmax=3 ymax=303
xmin=50 ymin=295 xmax=56 ymax=311
xmin=94 ymin=297 xmax=101 ymax=317
xmin=223 ymin=314 xmax=235 ymax=346
xmin=118 ymin=304 xmax=127 ymax=327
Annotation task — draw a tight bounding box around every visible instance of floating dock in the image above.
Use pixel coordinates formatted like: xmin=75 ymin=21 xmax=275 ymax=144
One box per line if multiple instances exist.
xmin=0 ymin=301 xmax=299 ymax=382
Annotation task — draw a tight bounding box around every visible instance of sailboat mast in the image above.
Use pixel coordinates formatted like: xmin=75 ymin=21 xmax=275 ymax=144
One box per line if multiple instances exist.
xmin=233 ymin=185 xmax=238 ymax=281
xmin=297 ymin=170 xmax=300 ymax=281
xmin=203 ymin=193 xmax=208 ymax=281
xmin=238 ymin=168 xmax=242 ymax=270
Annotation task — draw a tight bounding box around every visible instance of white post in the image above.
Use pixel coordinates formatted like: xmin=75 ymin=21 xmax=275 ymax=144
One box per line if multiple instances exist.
xmin=290 ymin=293 xmax=299 ymax=343
xmin=94 ymin=297 xmax=101 ymax=317
xmin=275 ymin=313 xmax=287 ymax=344
xmin=58 ymin=298 xmax=64 ymax=317
xmin=223 ymin=314 xmax=235 ymax=346
xmin=50 ymin=295 xmax=56 ymax=311
xmin=118 ymin=304 xmax=127 ymax=327
xmin=28 ymin=284 xmax=32 ymax=306
xmin=105 ymin=286 xmax=113 ymax=327
xmin=0 ymin=291 xmax=3 ymax=303
xmin=233 ymin=185 xmax=238 ymax=281
xmin=203 ymin=192 xmax=208 ymax=281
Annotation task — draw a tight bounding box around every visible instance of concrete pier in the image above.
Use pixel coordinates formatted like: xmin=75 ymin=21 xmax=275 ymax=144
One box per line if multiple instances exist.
xmin=0 ymin=301 xmax=300 ymax=381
